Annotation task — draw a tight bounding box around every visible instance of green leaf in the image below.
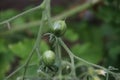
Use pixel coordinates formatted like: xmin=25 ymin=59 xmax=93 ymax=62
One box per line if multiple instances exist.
xmin=8 ymin=39 xmax=34 ymax=59
xmin=8 ymin=39 xmax=50 ymax=59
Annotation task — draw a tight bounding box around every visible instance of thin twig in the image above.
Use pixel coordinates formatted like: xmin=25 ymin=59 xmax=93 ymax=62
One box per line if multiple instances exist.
xmin=59 ymin=38 xmax=76 ymax=78
xmin=55 ymin=38 xmax=62 ymax=80
xmin=36 ymin=48 xmax=41 ymax=59
xmin=22 ymin=46 xmax=36 ymax=80
xmin=5 ymin=64 xmax=25 ymax=80
xmin=59 ymin=38 xmax=119 ymax=78
xmin=6 ymin=22 xmax=11 ymax=30
xmin=23 ymin=12 xmax=44 ymax=80
xmin=0 ymin=0 xmax=100 ymax=35
xmin=4 ymin=63 xmax=36 ymax=80
xmin=22 ymin=0 xmax=51 ymax=79
xmin=0 ymin=1 xmax=45 ymax=25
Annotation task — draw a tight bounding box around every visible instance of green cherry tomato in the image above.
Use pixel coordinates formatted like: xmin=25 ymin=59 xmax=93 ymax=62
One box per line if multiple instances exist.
xmin=42 ymin=50 xmax=55 ymax=66
xmin=62 ymin=63 xmax=71 ymax=75
xmin=51 ymin=20 xmax=67 ymax=37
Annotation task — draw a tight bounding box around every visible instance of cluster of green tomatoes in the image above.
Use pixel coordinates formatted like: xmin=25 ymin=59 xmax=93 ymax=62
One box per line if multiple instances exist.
xmin=42 ymin=20 xmax=67 ymax=67
xmin=38 ymin=20 xmax=70 ymax=78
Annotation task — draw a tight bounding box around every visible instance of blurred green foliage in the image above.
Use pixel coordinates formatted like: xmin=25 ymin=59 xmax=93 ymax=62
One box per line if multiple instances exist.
xmin=0 ymin=0 xmax=120 ymax=79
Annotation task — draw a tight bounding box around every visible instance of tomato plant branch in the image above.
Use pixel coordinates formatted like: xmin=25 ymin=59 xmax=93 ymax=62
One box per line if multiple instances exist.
xmin=7 ymin=5 xmax=45 ymax=80
xmin=22 ymin=20 xmax=43 ymax=80
xmin=22 ymin=9 xmax=45 ymax=79
xmin=4 ymin=63 xmax=37 ymax=80
xmin=0 ymin=0 xmax=100 ymax=35
xmin=5 ymin=64 xmax=25 ymax=80
xmin=23 ymin=0 xmax=52 ymax=79
xmin=36 ymin=48 xmax=41 ymax=60
xmin=6 ymin=22 xmax=11 ymax=30
xmin=0 ymin=1 xmax=45 ymax=25
xmin=54 ymin=0 xmax=100 ymax=20
xmin=55 ymin=38 xmax=62 ymax=80
xmin=58 ymin=38 xmax=76 ymax=78
xmin=45 ymin=0 xmax=53 ymax=28
xmin=22 ymin=46 xmax=35 ymax=80
xmin=59 ymin=38 xmax=119 ymax=79
xmin=106 ymin=72 xmax=109 ymax=80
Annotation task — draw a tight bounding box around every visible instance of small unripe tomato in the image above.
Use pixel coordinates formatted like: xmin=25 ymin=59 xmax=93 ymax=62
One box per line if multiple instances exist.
xmin=62 ymin=62 xmax=71 ymax=75
xmin=42 ymin=50 xmax=55 ymax=66
xmin=51 ymin=20 xmax=67 ymax=37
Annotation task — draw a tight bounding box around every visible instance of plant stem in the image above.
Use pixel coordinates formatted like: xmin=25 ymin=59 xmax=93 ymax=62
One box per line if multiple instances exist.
xmin=22 ymin=10 xmax=45 ymax=80
xmin=59 ymin=38 xmax=76 ymax=78
xmin=22 ymin=0 xmax=52 ymax=79
xmin=54 ymin=0 xmax=100 ymax=20
xmin=22 ymin=47 xmax=35 ymax=80
xmin=59 ymin=38 xmax=119 ymax=78
xmin=56 ymin=38 xmax=62 ymax=80
xmin=6 ymin=22 xmax=11 ymax=30
xmin=0 ymin=1 xmax=45 ymax=25
xmin=5 ymin=64 xmax=25 ymax=80
xmin=45 ymin=0 xmax=53 ymax=28
xmin=36 ymin=48 xmax=41 ymax=60
xmin=4 ymin=63 xmax=37 ymax=80
xmin=0 ymin=0 xmax=100 ymax=35
xmin=106 ymin=72 xmax=109 ymax=80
